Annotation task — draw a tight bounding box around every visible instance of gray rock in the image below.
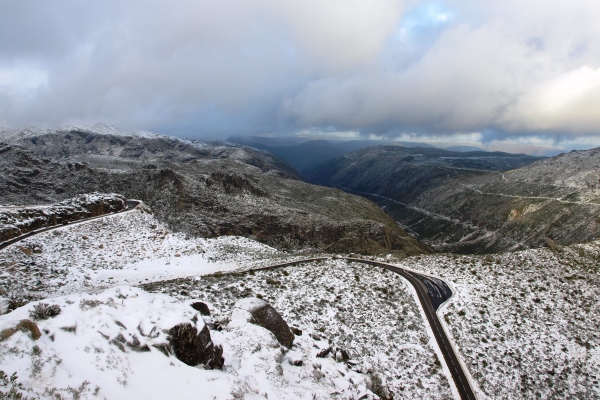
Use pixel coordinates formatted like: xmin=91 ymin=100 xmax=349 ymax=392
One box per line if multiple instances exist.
xmin=290 ymin=326 xmax=302 ymax=336
xmin=335 ymin=347 xmax=350 ymax=362
xmin=167 ymin=323 xmax=224 ymax=369
xmin=233 ymin=298 xmax=295 ymax=348
xmin=316 ymin=346 xmax=332 ymax=358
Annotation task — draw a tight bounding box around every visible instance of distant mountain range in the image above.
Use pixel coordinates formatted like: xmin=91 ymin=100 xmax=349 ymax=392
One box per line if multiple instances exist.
xmin=228 ymin=136 xmax=435 ymax=173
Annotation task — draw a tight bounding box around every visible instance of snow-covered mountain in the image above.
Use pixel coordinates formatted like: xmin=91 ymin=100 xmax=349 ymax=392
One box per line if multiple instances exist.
xmin=0 ymin=127 xmax=426 ymax=257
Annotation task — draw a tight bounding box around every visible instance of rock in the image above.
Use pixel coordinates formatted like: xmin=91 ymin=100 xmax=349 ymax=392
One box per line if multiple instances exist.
xmin=1 ymin=319 xmax=41 ymax=341
xmin=335 ymin=348 xmax=350 ymax=362
xmin=206 ymin=344 xmax=224 ymax=370
xmin=232 ymin=298 xmax=295 ymax=348
xmin=191 ymin=302 xmax=211 ymax=316
xmin=288 ymin=357 xmax=303 ymax=366
xmin=290 ymin=326 xmax=302 ymax=336
xmin=316 ymin=346 xmax=332 ymax=358
xmin=18 ymin=246 xmax=33 ymax=255
xmin=167 ymin=323 xmax=223 ymax=369
xmin=545 ymin=237 xmax=560 ymax=251
xmin=126 ymin=335 xmax=151 ymax=352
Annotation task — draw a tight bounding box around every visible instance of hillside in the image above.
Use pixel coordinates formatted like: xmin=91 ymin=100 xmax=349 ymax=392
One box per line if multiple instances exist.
xmin=0 ymin=129 xmax=426 ymax=256
xmin=1 ymin=197 xmax=599 ymax=399
xmin=304 ymin=145 xmax=570 ymax=253
xmin=414 ymin=148 xmax=600 ymax=252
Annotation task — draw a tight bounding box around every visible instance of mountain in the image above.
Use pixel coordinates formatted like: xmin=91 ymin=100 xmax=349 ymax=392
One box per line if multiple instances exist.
xmin=0 ymin=128 xmax=427 ymax=256
xmin=444 ymin=145 xmax=487 ymax=152
xmin=304 ymin=145 xmax=567 ymax=253
xmin=228 ymin=137 xmax=435 ymax=173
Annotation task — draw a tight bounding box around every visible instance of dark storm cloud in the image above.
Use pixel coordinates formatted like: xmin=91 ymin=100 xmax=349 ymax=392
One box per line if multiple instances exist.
xmin=1 ymin=0 xmax=600 ymax=142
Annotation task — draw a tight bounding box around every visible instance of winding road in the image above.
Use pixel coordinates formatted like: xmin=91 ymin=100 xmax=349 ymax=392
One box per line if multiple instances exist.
xmin=0 ymin=200 xmax=140 ymax=251
xmin=255 ymin=257 xmax=477 ymax=400
xmin=1 ymin=200 xmax=476 ymax=399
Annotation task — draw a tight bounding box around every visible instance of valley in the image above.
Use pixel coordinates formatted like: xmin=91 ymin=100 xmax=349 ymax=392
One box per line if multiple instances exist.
xmin=306 ymin=145 xmax=600 ymax=254
xmin=1 ymin=127 xmax=599 ymax=399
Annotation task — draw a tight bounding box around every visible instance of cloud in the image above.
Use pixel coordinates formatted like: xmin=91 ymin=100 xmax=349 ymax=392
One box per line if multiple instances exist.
xmin=500 ymin=66 xmax=600 ymax=134
xmin=0 ymin=0 xmax=599 ymax=143
xmin=283 ymin=0 xmax=600 ymax=137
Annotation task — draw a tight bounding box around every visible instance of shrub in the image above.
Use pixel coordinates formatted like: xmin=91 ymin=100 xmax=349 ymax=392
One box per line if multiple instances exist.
xmin=29 ymin=303 xmax=61 ymax=321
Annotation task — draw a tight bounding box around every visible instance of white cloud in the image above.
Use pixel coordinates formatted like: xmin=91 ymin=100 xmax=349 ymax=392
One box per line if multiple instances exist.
xmin=501 ymin=66 xmax=600 ymax=133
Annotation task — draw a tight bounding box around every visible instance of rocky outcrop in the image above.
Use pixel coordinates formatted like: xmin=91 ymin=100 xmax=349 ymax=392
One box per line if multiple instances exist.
xmin=0 ymin=193 xmax=127 ymax=243
xmin=190 ymin=302 xmax=211 ymax=316
xmin=231 ymin=298 xmax=295 ymax=348
xmin=167 ymin=323 xmax=224 ymax=369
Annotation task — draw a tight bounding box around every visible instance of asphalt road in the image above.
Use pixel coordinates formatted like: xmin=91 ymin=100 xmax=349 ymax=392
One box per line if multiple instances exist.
xmin=0 ymin=200 xmax=140 ymax=251
xmin=1 ymin=206 xmax=474 ymax=399
xmin=255 ymin=257 xmax=476 ymax=400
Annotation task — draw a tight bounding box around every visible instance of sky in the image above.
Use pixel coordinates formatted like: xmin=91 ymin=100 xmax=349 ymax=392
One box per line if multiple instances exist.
xmin=1 ymin=0 xmax=600 ymax=154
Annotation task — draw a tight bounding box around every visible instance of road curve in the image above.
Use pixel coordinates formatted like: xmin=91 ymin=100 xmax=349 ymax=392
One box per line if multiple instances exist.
xmin=0 ymin=200 xmax=141 ymax=251
xmin=254 ymin=257 xmax=476 ymax=400
xmin=0 ymin=206 xmax=475 ymax=399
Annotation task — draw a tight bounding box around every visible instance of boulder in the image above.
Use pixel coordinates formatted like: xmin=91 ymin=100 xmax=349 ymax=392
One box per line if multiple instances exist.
xmin=191 ymin=301 xmax=211 ymax=316
xmin=290 ymin=326 xmax=302 ymax=336
xmin=167 ymin=323 xmax=224 ymax=369
xmin=232 ymin=298 xmax=294 ymax=348
xmin=316 ymin=346 xmax=332 ymax=358
xmin=545 ymin=237 xmax=560 ymax=251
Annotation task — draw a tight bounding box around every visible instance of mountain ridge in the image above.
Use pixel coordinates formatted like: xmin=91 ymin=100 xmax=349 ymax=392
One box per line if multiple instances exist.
xmin=0 ymin=128 xmax=427 ymax=257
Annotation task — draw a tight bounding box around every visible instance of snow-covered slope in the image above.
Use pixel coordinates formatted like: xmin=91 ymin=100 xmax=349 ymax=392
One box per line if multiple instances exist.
xmin=0 ymin=286 xmax=379 ymax=399
xmin=0 ymin=205 xmax=278 ymax=301
xmin=400 ymin=246 xmax=600 ymax=399
xmin=143 ymin=260 xmax=455 ymax=399
xmin=2 ymin=194 xmax=600 ymax=399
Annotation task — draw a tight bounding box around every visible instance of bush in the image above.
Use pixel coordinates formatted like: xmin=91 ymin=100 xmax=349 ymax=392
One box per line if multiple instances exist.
xmin=29 ymin=303 xmax=61 ymax=321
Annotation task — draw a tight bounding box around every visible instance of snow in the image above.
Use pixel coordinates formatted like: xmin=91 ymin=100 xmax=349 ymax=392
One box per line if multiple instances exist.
xmin=0 ymin=286 xmax=381 ymax=399
xmin=2 ymin=198 xmax=599 ymax=398
xmin=145 ymin=260 xmax=454 ymax=398
xmin=397 ymin=246 xmax=600 ymax=398
xmin=0 ymin=207 xmax=278 ymax=299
